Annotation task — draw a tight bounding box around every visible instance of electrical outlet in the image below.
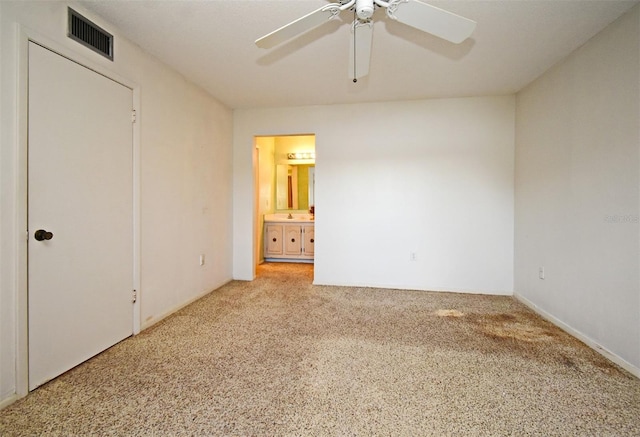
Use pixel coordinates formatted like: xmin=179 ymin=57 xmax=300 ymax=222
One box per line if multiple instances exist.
xmin=410 ymin=252 xmax=417 ymax=262
xmin=538 ymin=267 xmax=545 ymax=280
xmin=199 ymin=254 xmax=205 ymax=266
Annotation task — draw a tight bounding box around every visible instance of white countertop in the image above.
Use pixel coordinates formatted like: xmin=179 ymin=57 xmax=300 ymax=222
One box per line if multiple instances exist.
xmin=264 ymin=213 xmax=314 ymax=223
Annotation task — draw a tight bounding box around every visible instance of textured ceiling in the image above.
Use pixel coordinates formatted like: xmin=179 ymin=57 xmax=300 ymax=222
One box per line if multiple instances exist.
xmin=78 ymin=0 xmax=638 ymax=109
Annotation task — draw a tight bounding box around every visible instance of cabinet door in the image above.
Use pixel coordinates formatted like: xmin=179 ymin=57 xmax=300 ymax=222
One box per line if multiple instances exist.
xmin=265 ymin=224 xmax=283 ymax=256
xmin=284 ymin=225 xmax=302 ymax=256
xmin=302 ymin=225 xmax=315 ymax=257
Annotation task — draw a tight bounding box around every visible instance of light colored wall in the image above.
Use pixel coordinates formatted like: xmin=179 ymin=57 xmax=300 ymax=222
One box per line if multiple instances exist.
xmin=274 ymin=135 xmax=315 ymax=165
xmin=0 ymin=1 xmax=233 ymax=404
xmin=234 ymin=96 xmax=515 ymax=295
xmin=514 ymin=5 xmax=640 ymax=374
xmin=256 ymin=136 xmax=276 ymax=263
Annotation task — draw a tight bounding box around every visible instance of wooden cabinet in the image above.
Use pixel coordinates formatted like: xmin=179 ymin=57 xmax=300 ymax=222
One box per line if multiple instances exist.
xmin=265 ymin=224 xmax=284 ymax=257
xmin=284 ymin=225 xmax=302 ymax=256
xmin=264 ymin=222 xmax=314 ymax=262
xmin=302 ymin=225 xmax=314 ymax=257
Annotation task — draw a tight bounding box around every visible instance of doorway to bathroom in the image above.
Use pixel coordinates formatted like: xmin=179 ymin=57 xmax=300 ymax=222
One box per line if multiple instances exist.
xmin=254 ymin=134 xmax=316 ymax=271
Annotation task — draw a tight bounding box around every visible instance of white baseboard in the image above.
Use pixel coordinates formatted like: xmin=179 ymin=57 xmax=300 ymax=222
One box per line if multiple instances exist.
xmin=141 ymin=279 xmax=232 ymax=331
xmin=515 ymin=293 xmax=640 ymax=379
xmin=311 ymin=279 xmax=512 ymax=296
xmin=0 ymin=394 xmax=20 ymax=410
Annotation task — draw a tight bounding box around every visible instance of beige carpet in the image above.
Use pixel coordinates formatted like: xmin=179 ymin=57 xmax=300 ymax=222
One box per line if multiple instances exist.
xmin=1 ymin=262 xmax=639 ymax=436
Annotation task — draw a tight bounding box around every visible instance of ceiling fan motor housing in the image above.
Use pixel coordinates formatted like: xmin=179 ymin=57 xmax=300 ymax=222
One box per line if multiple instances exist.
xmin=355 ymin=0 xmax=374 ymax=19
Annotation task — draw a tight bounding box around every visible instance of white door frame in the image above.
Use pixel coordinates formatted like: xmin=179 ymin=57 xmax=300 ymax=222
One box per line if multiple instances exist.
xmin=14 ymin=26 xmax=141 ymax=396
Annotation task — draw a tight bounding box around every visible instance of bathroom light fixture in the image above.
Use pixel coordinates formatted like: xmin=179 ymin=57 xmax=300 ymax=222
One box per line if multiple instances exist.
xmin=288 ymin=152 xmax=315 ymax=160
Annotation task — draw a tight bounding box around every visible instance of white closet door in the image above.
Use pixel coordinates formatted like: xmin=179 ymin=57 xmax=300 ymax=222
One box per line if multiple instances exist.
xmin=28 ymin=42 xmax=133 ymax=390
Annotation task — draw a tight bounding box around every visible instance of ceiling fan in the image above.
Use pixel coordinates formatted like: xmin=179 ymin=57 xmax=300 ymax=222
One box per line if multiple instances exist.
xmin=255 ymin=0 xmax=476 ymax=82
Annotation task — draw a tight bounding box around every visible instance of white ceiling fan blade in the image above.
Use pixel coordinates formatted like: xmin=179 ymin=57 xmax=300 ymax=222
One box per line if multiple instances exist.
xmin=387 ymin=0 xmax=476 ymax=44
xmin=348 ymin=20 xmax=373 ymax=80
xmin=256 ymin=4 xmax=342 ymax=49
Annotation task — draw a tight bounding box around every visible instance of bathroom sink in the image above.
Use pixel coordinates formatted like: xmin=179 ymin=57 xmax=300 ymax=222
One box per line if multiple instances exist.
xmin=287 ymin=216 xmax=314 ymax=221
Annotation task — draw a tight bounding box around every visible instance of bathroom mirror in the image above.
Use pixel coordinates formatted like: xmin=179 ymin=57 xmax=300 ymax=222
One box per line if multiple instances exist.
xmin=276 ymin=164 xmax=314 ymax=211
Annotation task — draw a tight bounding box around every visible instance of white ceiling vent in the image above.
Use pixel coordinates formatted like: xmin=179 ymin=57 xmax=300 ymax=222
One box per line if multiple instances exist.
xmin=68 ymin=8 xmax=113 ymax=61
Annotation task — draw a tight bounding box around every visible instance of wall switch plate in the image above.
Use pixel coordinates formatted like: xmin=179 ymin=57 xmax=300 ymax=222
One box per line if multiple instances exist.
xmin=199 ymin=254 xmax=205 ymax=266
xmin=410 ymin=252 xmax=417 ymax=262
xmin=538 ymin=267 xmax=545 ymax=279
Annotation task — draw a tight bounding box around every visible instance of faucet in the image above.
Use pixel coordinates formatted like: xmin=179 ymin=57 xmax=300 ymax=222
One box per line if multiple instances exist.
xmin=287 ymin=213 xmax=293 ymax=219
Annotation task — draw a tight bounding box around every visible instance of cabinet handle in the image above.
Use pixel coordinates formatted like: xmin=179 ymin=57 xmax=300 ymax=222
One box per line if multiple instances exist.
xmin=291 ymin=238 xmax=295 ymax=243
xmin=310 ymin=239 xmax=314 ymax=243
xmin=272 ymin=238 xmax=277 ymax=242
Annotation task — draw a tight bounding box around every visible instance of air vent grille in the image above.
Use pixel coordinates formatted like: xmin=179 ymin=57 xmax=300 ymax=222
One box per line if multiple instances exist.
xmin=68 ymin=8 xmax=113 ymax=61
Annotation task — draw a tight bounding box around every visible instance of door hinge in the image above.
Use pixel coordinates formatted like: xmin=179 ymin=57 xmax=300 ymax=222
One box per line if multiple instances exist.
xmin=131 ymin=109 xmax=137 ymax=123
xmin=132 ymin=289 xmax=137 ymax=303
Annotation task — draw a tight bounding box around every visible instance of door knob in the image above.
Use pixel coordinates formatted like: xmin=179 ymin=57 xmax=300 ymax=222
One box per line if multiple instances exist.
xmin=34 ymin=229 xmax=54 ymax=241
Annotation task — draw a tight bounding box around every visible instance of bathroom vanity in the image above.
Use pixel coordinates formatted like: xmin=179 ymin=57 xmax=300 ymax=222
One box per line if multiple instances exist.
xmin=264 ymin=214 xmax=314 ymax=263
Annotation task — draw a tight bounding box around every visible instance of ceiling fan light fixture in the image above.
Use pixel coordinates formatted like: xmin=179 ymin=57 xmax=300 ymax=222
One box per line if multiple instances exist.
xmin=356 ymin=0 xmax=374 ymax=19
